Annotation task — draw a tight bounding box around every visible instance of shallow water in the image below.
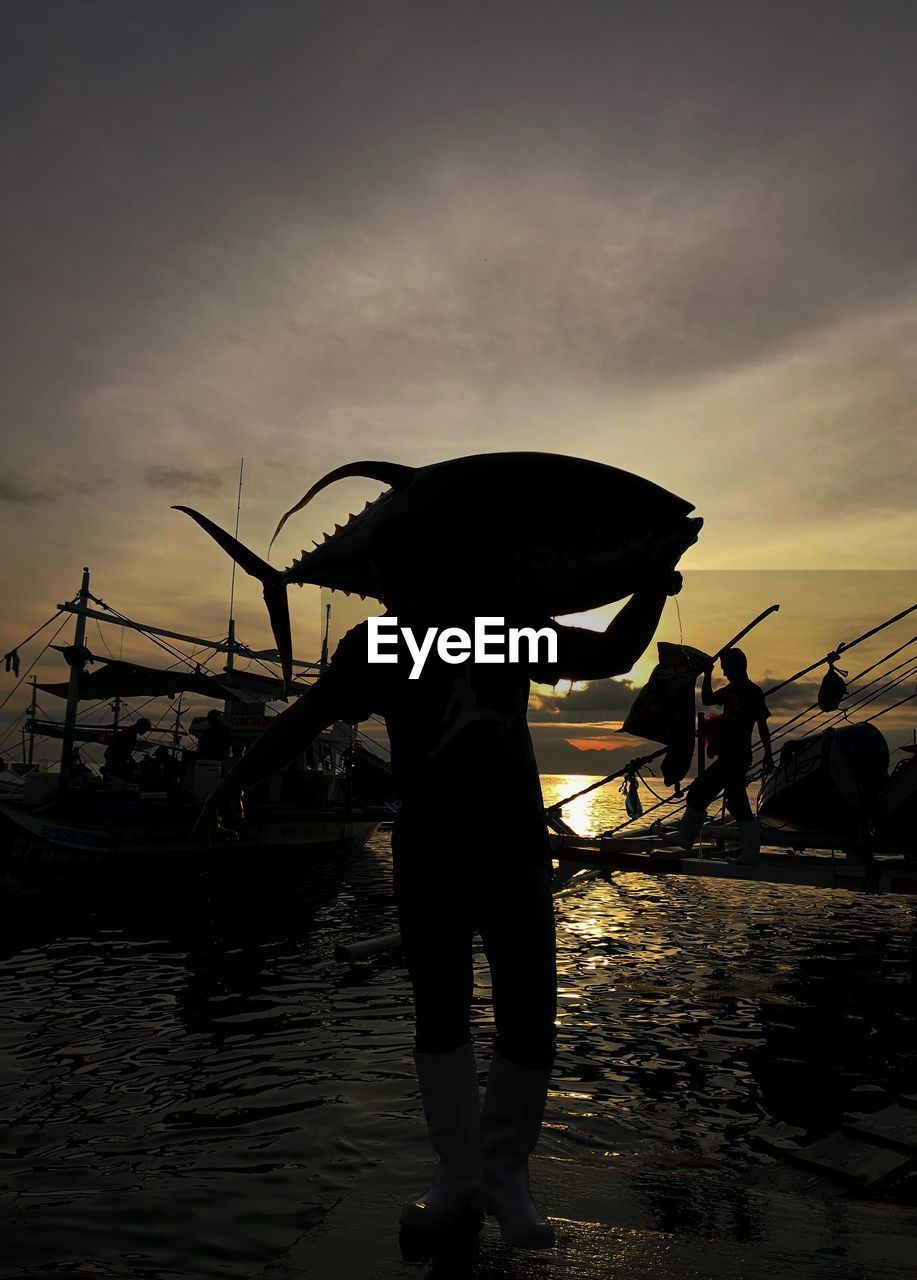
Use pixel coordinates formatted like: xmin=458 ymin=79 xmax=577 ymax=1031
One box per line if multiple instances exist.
xmin=0 ymin=775 xmax=914 ymax=1278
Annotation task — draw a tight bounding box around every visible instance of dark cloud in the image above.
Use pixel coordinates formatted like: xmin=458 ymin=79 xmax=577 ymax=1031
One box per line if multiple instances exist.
xmin=529 ymin=677 xmax=637 ymax=724
xmin=0 ymin=472 xmax=59 ymax=505
xmin=0 ymin=470 xmax=101 ymax=506
xmin=144 ymin=466 xmax=226 ymax=496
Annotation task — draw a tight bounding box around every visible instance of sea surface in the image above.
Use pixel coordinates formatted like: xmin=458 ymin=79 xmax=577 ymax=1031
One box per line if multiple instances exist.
xmin=0 ymin=775 xmax=914 ymax=1279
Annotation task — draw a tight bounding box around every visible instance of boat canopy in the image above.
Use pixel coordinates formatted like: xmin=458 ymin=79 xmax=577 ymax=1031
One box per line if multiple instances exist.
xmin=26 ymin=718 xmax=118 ymax=745
xmin=37 ymin=658 xmax=312 ymax=703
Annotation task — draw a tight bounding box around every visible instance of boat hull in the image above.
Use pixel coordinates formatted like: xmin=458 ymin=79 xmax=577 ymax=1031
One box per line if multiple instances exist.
xmin=758 ymin=723 xmax=889 ymax=835
xmin=0 ymin=797 xmax=387 ymax=864
xmin=876 ymin=754 xmax=917 ymax=842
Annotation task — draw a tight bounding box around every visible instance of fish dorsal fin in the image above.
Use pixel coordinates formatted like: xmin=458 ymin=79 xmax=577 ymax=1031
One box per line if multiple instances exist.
xmin=269 ymin=460 xmax=414 ymax=553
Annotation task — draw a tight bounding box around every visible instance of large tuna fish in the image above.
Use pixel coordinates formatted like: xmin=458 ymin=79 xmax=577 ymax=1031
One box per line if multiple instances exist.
xmin=175 ymin=452 xmax=702 ymax=692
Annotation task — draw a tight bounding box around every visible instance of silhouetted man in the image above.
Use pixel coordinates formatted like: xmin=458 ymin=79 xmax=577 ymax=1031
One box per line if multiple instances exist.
xmin=104 ymin=717 xmax=152 ymax=786
xmin=671 ymin=647 xmax=773 ymax=864
xmin=197 ymin=709 xmax=231 ymax=766
xmin=194 ymin=516 xmax=691 ymax=1249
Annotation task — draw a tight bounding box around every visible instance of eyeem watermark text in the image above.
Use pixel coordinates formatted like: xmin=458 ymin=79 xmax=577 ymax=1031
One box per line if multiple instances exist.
xmin=368 ymin=617 xmax=557 ymax=679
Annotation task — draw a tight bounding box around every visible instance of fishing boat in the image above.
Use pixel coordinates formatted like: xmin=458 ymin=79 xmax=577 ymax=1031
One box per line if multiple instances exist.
xmin=876 ymin=747 xmax=917 ymax=842
xmin=0 ymin=565 xmax=394 ymax=879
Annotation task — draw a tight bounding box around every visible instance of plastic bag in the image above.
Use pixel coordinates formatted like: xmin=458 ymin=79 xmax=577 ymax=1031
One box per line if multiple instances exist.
xmin=623 ymin=642 xmax=710 ymax=787
xmin=818 ymin=663 xmax=847 ymax=712
xmin=623 ymin=643 xmax=709 ymax=744
xmin=623 ymin=772 xmax=644 ymax=819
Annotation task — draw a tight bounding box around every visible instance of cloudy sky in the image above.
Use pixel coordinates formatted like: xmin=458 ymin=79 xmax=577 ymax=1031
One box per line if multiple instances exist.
xmin=2 ymin=1 xmax=915 ymax=769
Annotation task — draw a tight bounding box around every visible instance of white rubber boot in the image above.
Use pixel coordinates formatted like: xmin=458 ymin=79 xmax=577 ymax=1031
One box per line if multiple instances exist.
xmin=399 ymin=1043 xmax=482 ymax=1231
xmin=480 ymin=1052 xmax=555 ymax=1250
xmin=734 ymin=819 xmax=762 ymax=865
xmin=652 ymin=805 xmax=705 ymax=856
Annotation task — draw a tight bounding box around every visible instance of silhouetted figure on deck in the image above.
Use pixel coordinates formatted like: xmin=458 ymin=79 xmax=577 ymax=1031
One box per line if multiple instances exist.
xmin=669 ymin=648 xmax=774 ymax=864
xmin=197 ymin=709 xmax=231 ymax=768
xmin=193 ymin=515 xmax=694 ymax=1249
xmin=104 ymin=718 xmax=152 ymax=788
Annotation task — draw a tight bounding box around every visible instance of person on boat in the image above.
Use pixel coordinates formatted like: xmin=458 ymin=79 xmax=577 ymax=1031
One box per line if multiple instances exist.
xmin=192 ymin=515 xmax=693 ymax=1251
xmin=668 ymin=647 xmax=774 ymax=864
xmin=103 ymin=717 xmax=152 ymax=788
xmin=196 ymin=709 xmax=232 ymax=769
xmin=151 ymin=745 xmax=175 ymax=794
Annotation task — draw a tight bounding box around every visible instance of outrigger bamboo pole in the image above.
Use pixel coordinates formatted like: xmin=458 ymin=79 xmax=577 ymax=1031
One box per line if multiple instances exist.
xmin=764 ymin=601 xmax=917 ymax=698
xmin=712 ymin=604 xmax=780 ymax=658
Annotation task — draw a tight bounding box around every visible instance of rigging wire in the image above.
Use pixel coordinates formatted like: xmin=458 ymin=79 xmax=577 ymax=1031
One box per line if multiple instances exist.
xmin=0 ymin=613 xmax=71 ymax=719
xmin=764 ymin=642 xmax=917 ymax=747
xmin=2 ymin=607 xmax=71 ymax=666
xmin=85 ymin=592 xmax=224 ymax=677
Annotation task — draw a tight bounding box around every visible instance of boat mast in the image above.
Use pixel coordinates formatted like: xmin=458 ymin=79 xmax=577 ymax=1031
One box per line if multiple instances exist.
xmin=224 ymin=459 xmax=244 ymax=727
xmin=172 ymin=693 xmax=183 ymax=752
xmin=26 ymin=676 xmax=37 ymax=767
xmin=59 ymin=566 xmax=90 ymax=796
xmin=320 ymin=601 xmax=331 ymax=670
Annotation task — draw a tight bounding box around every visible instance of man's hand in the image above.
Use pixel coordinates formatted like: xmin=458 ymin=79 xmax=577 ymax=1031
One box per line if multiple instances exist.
xmin=640 ymin=567 xmax=683 ymax=598
xmin=762 ymin=753 xmax=776 ymax=778
xmin=192 ymin=776 xmax=245 ymax=847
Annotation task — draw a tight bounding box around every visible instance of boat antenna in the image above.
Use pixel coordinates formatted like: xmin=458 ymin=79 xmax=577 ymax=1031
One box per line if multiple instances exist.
xmin=228 ymin=458 xmax=245 ymax=625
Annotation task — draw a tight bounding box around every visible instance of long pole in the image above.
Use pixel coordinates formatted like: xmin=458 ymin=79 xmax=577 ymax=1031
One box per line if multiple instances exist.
xmin=55 ymin=603 xmax=321 ymax=670
xmin=59 ymin=567 xmax=90 ymax=796
xmin=764 ymin=601 xmax=917 ymax=698
xmin=228 ymin=458 xmax=244 ymax=625
xmin=713 ymin=604 xmax=780 ymax=659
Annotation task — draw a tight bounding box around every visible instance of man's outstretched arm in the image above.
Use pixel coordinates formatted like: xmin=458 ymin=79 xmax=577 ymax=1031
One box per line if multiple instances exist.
xmin=541 ymin=572 xmax=679 ymax=682
xmin=758 ymin=711 xmax=775 ymax=773
xmin=192 ymin=690 xmax=332 ymax=843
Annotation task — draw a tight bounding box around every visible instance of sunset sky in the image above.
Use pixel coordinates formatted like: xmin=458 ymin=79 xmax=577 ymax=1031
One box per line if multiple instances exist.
xmin=2 ymin=2 xmax=915 ymax=771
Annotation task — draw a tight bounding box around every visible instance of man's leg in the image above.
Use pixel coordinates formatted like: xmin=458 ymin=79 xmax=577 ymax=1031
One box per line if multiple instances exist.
xmin=654 ymin=760 xmax=724 ymax=853
xmin=477 ymin=860 xmax=557 ymax=1249
xmin=723 ymin=762 xmax=761 ymax=864
xmin=396 ymin=857 xmax=482 ymax=1232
